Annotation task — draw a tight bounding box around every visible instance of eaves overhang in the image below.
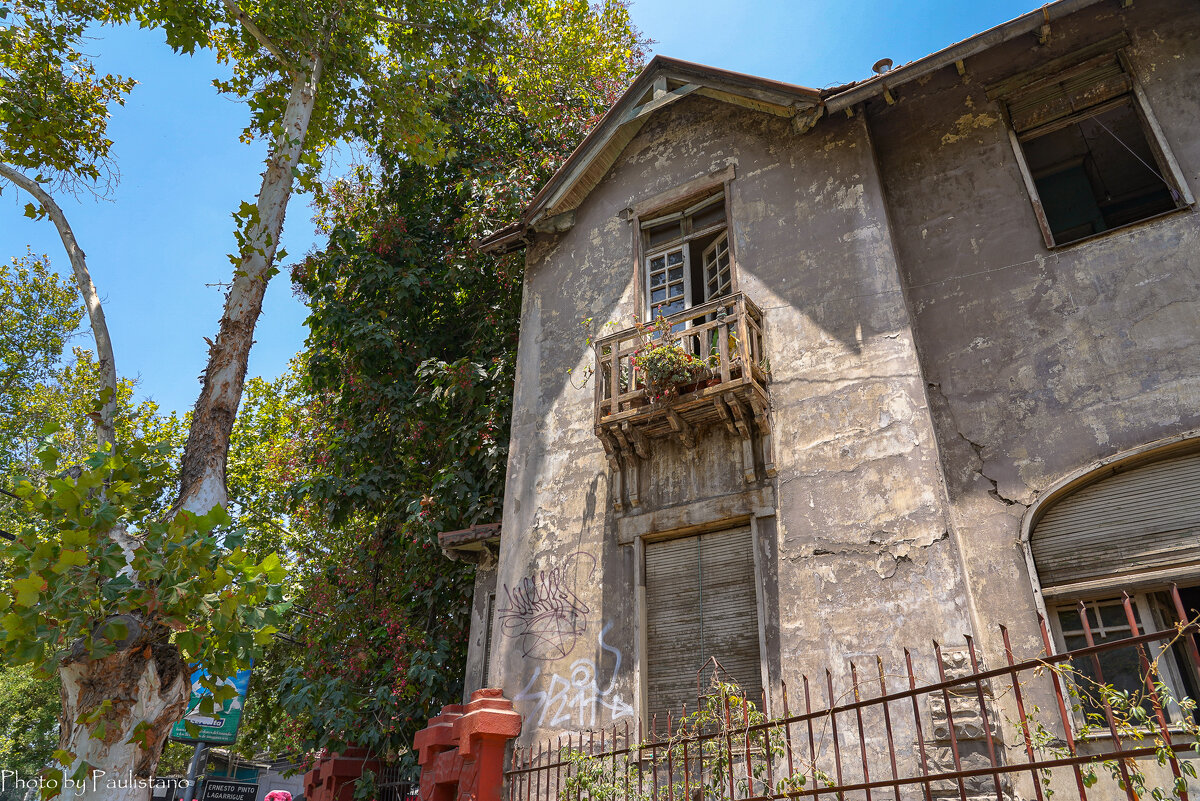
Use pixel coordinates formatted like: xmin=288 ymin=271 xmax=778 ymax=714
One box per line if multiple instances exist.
xmin=823 ymin=0 xmax=1106 ymax=112
xmin=438 ymin=522 xmax=502 ymax=566
xmin=480 ymin=0 xmax=1112 ymax=255
xmin=478 ymin=55 xmax=822 ymax=253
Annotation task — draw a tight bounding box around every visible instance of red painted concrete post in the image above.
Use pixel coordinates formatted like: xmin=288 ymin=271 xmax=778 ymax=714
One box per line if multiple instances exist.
xmin=414 ymin=704 xmax=466 ymax=801
xmin=414 ymin=690 xmax=522 ymax=801
xmin=453 ymin=690 xmax=523 ymax=801
xmin=302 ymin=748 xmax=384 ymax=801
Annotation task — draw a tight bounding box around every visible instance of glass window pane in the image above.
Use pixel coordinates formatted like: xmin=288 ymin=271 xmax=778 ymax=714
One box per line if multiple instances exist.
xmin=667 ymin=250 xmax=684 ymax=266
xmin=650 ymin=271 xmax=665 ymax=287
xmin=668 ymin=266 xmax=683 ymax=282
xmin=1099 ymin=601 xmax=1136 ymax=631
xmin=651 ymin=287 xmax=666 ymax=303
xmin=650 ymin=255 xmax=665 ymax=271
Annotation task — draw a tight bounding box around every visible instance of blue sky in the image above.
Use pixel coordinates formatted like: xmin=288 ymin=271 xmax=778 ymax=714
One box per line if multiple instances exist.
xmin=0 ymin=0 xmax=1037 ymax=416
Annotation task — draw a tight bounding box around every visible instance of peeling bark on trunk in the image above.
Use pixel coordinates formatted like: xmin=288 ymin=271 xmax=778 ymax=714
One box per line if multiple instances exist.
xmin=0 ymin=163 xmax=119 ymax=450
xmin=58 ymin=623 xmax=190 ymax=801
xmin=41 ymin=57 xmax=322 ymax=801
xmin=175 ymin=58 xmax=322 ymax=517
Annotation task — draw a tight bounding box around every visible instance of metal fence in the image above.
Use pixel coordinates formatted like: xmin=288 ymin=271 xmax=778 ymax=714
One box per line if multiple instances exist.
xmin=505 ymin=585 xmax=1200 ymax=801
xmin=377 ymin=764 xmax=419 ymax=801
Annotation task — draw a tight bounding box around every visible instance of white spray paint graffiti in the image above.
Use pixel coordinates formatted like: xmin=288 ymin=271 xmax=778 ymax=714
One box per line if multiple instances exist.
xmin=514 ymin=620 xmax=635 ymax=727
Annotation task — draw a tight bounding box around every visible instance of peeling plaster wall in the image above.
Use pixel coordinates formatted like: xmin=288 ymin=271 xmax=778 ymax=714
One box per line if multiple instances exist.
xmin=492 ymin=92 xmax=972 ymax=745
xmin=868 ymin=0 xmax=1200 ymax=664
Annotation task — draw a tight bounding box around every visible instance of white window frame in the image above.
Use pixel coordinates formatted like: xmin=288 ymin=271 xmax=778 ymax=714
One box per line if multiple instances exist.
xmin=1048 ymin=591 xmax=1197 ymax=729
xmin=639 ymin=191 xmax=735 ymax=320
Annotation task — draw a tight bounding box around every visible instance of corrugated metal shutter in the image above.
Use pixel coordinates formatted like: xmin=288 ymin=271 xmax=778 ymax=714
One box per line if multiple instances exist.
xmin=1005 ymin=53 xmax=1131 ymax=136
xmin=645 ymin=527 xmax=762 ymax=722
xmin=1032 ymin=450 xmax=1200 ymax=590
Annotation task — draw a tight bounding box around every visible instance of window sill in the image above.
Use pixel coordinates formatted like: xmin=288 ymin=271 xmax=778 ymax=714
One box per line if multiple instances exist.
xmin=1047 ymin=203 xmax=1195 ymax=251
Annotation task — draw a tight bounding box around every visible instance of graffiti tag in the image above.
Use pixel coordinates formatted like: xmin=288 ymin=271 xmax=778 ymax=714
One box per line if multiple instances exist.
xmin=499 ymin=552 xmax=595 ymax=660
xmin=514 ymin=620 xmax=635 ymax=728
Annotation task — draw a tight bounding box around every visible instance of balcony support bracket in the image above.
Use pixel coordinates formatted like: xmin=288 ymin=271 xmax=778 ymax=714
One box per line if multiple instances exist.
xmin=749 ymin=395 xmax=776 ymax=477
xmin=666 ymin=408 xmax=696 ymax=449
xmin=613 ymin=427 xmax=641 ymax=507
xmin=727 ymin=398 xmax=757 ymax=484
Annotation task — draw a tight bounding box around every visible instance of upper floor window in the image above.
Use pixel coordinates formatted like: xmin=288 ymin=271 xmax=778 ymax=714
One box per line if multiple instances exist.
xmin=990 ymin=44 xmax=1192 ymax=247
xmin=641 ymin=191 xmax=732 ymax=319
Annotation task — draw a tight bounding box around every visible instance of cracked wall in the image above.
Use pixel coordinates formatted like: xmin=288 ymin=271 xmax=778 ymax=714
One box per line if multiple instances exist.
xmin=490 ymin=91 xmax=972 ymax=747
xmin=869 ymin=0 xmax=1200 ymax=666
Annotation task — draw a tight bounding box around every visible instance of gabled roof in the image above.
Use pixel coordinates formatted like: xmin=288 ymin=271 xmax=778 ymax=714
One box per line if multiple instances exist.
xmin=479 ymin=56 xmax=822 ymax=252
xmin=480 ymin=0 xmax=1109 ymax=253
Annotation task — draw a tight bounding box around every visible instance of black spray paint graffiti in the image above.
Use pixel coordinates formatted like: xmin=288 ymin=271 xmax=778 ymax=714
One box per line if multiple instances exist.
xmin=513 ymin=620 xmax=634 ymax=728
xmin=498 ymin=552 xmax=596 ymax=660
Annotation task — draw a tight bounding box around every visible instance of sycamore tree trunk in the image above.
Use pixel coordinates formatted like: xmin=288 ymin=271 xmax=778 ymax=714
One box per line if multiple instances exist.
xmin=0 ymin=163 xmax=119 ymax=450
xmin=50 ymin=58 xmax=324 ymax=801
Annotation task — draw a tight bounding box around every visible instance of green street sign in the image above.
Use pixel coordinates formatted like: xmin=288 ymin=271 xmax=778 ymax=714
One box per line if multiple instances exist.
xmin=170 ymin=667 xmax=252 ymax=744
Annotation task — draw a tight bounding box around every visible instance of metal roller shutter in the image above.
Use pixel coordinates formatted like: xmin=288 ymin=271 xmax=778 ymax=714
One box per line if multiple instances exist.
xmin=1032 ymin=450 xmax=1200 ymax=590
xmin=645 ymin=527 xmax=762 ymax=723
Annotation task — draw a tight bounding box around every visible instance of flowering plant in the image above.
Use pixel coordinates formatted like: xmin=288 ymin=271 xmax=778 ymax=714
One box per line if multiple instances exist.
xmin=631 ymin=312 xmax=714 ymax=402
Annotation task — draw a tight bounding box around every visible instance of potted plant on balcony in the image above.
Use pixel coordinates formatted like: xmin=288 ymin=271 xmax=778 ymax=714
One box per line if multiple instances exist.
xmin=631 ymin=314 xmax=715 ymax=403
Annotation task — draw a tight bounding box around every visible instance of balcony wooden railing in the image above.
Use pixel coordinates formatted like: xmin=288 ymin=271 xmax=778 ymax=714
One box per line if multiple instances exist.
xmin=593 ymin=293 xmax=773 ymax=504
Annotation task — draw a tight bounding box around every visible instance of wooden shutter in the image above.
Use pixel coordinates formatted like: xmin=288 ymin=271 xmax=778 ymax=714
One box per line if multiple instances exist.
xmin=1032 ymin=450 xmax=1200 ymax=591
xmin=645 ymin=527 xmax=762 ymax=722
xmin=1004 ymin=53 xmax=1131 ymax=137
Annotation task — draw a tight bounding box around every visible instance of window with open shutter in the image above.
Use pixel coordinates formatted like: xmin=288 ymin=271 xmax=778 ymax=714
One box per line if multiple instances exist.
xmin=988 ymin=39 xmax=1190 ymax=246
xmin=644 ymin=527 xmax=762 ymax=722
xmin=640 ymin=191 xmax=735 ymax=320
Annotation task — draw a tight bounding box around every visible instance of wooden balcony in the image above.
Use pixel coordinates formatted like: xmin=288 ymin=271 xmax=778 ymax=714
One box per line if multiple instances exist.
xmin=593 ymin=292 xmax=774 ymax=508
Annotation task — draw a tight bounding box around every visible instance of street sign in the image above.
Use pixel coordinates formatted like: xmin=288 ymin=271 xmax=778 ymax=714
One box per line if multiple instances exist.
xmin=200 ymin=780 xmax=258 ymax=801
xmin=170 ymin=667 xmax=252 ymax=745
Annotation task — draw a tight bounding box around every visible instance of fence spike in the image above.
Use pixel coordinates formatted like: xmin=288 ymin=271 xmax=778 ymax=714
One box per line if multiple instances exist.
xmin=998 ymin=624 xmax=1047 ymax=801
xmin=1122 ymin=592 xmax=1188 ymax=801
xmin=824 ymin=669 xmax=845 ymax=792
xmin=848 ymin=661 xmax=872 ymax=801
xmin=933 ymin=639 xmax=968 ymax=801
xmin=1076 ymin=599 xmax=1137 ymax=800
xmin=963 ymin=633 xmax=1004 ymax=801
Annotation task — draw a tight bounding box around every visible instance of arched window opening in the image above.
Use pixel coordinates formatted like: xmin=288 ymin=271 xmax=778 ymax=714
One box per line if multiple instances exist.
xmin=1030 ymin=443 xmax=1200 ymax=723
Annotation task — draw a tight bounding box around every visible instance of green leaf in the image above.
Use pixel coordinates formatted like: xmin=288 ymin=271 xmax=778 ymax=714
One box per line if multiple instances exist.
xmin=24 ymin=202 xmax=38 ymax=219
xmin=12 ymin=575 xmax=46 ymax=607
xmin=176 ymin=630 xmax=200 ymax=655
xmin=253 ymin=624 xmax=278 ymax=645
xmin=40 ymin=768 xmax=62 ymax=800
xmin=52 ymin=549 xmax=88 ymax=574
xmin=102 ymin=620 xmax=129 ymax=642
xmin=1 ymin=612 xmax=27 ymax=638
xmin=259 ymin=552 xmax=286 ymax=583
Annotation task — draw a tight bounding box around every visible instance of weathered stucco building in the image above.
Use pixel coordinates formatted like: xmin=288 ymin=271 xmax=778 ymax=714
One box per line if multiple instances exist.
xmin=439 ymin=0 xmax=1200 ymax=790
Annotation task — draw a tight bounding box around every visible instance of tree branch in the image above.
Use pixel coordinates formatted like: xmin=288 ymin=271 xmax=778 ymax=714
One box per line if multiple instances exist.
xmin=0 ymin=163 xmax=118 ymax=451
xmin=221 ymin=0 xmax=300 ymax=77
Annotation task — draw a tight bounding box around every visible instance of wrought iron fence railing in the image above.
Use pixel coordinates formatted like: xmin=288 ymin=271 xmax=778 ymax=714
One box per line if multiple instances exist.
xmin=505 ymin=584 xmax=1200 ymax=801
